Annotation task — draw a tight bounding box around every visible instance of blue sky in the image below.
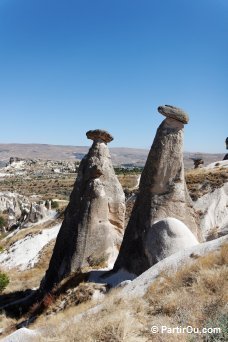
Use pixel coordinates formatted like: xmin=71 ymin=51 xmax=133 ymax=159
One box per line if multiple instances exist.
xmin=0 ymin=0 xmax=227 ymax=152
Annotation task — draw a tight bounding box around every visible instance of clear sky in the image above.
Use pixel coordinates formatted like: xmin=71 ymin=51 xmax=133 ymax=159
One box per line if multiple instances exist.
xmin=0 ymin=0 xmax=227 ymax=153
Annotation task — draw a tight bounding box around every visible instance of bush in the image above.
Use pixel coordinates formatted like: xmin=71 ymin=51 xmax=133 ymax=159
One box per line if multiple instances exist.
xmin=87 ymin=254 xmax=107 ymax=268
xmin=205 ymin=314 xmax=228 ymax=342
xmin=114 ymin=166 xmax=143 ymax=175
xmin=0 ymin=271 xmax=9 ymax=293
xmin=0 ymin=215 xmax=6 ymax=229
xmin=51 ymin=200 xmax=59 ymax=209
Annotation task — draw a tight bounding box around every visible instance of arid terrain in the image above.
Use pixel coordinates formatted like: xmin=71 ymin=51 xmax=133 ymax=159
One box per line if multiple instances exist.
xmin=0 ymin=143 xmax=224 ymax=168
xmin=0 ymin=144 xmax=227 ymax=341
xmin=1 ymin=0 xmax=227 ymax=339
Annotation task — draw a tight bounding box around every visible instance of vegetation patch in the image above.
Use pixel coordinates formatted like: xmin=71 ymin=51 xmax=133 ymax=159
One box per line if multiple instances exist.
xmin=11 ymin=244 xmax=223 ymax=341
xmin=86 ymin=254 xmax=108 ymax=269
xmin=144 ymin=243 xmax=228 ymax=340
xmin=185 ymin=168 xmax=228 ymax=200
xmin=0 ymin=271 xmax=9 ymax=293
xmin=0 ymin=215 xmax=7 ymax=230
xmin=51 ymin=200 xmax=59 ymax=209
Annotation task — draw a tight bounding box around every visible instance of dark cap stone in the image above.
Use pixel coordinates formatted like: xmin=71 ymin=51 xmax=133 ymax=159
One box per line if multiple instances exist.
xmin=86 ymin=129 xmax=114 ymax=143
xmin=158 ymin=105 xmax=189 ymax=124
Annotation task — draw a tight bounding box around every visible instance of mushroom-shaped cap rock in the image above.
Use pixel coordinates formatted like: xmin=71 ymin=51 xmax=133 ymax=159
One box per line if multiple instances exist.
xmin=86 ymin=129 xmax=114 ymax=143
xmin=158 ymin=105 xmax=189 ymax=124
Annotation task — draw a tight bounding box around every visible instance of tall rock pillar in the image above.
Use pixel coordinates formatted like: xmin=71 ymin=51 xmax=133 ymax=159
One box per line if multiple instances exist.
xmin=42 ymin=129 xmax=125 ymax=290
xmin=113 ymin=105 xmax=200 ymax=275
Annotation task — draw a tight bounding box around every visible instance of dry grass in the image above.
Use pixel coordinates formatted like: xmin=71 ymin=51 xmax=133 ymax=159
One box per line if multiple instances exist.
xmin=0 ymin=174 xmax=75 ymax=200
xmin=144 ymin=243 xmax=228 ymax=339
xmin=31 ymin=281 xmax=99 ymax=318
xmin=33 ymin=288 xmax=144 ymax=342
xmin=1 ymin=242 xmax=227 ymax=341
xmin=3 ymin=268 xmax=44 ymax=293
xmin=0 ymin=172 xmax=140 ymax=203
xmin=33 ymin=294 xmax=97 ymax=331
xmin=85 ymin=254 xmax=108 ymax=270
xmin=185 ymin=167 xmax=228 ymax=200
xmin=0 ymin=314 xmax=17 ymax=336
xmin=1 ymin=165 xmax=226 ymax=203
xmin=33 ymin=289 xmax=188 ymax=341
xmin=27 ymin=244 xmax=228 ymax=342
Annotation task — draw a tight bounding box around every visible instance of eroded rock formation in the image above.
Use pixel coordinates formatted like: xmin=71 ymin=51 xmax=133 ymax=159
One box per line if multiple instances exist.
xmin=42 ymin=130 xmax=125 ymax=290
xmin=112 ymin=105 xmax=200 ymax=275
xmin=144 ymin=217 xmax=199 ymax=265
xmin=191 ymin=157 xmax=204 ymax=169
xmin=194 ymin=182 xmax=228 ymax=241
xmin=0 ymin=192 xmax=51 ymax=231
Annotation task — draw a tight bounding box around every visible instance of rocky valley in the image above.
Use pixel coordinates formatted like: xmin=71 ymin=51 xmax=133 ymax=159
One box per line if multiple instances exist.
xmin=0 ymin=106 xmax=227 ymax=342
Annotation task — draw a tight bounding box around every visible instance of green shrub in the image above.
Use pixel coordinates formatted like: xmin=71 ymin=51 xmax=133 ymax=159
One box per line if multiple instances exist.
xmin=51 ymin=200 xmax=59 ymax=209
xmin=0 ymin=271 xmax=9 ymax=293
xmin=204 ymin=313 xmax=228 ymax=342
xmin=114 ymin=166 xmax=143 ymax=175
xmin=0 ymin=215 xmax=6 ymax=229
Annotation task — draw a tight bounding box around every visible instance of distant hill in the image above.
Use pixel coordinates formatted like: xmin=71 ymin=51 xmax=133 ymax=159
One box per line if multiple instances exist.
xmin=0 ymin=143 xmax=224 ymax=169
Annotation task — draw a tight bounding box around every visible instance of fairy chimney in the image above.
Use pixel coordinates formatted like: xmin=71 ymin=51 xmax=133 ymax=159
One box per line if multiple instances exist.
xmin=42 ymin=129 xmax=125 ymax=290
xmin=112 ymin=105 xmax=200 ymax=275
